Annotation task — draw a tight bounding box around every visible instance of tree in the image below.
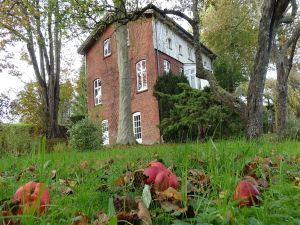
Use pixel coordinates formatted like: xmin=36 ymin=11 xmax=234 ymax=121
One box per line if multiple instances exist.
xmin=11 ymin=82 xmax=45 ymax=131
xmin=113 ymin=0 xmax=136 ymax=144
xmin=73 ymin=0 xmax=295 ymax=139
xmin=272 ymin=0 xmax=300 ymax=132
xmin=0 ymin=93 xmax=10 ymax=123
xmin=11 ymin=80 xmax=73 ymax=131
xmin=58 ymin=80 xmax=73 ymax=126
xmin=201 ymin=0 xmax=259 ymax=92
xmin=72 ymin=61 xmax=88 ymax=120
xmin=152 ymin=0 xmax=294 ymax=139
xmin=0 ymin=0 xmax=69 ymax=138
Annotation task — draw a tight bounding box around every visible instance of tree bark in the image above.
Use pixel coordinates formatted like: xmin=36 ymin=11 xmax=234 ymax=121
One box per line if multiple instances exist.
xmin=115 ymin=23 xmax=136 ymax=144
xmin=114 ymin=0 xmax=136 ymax=144
xmin=275 ymin=21 xmax=300 ymax=132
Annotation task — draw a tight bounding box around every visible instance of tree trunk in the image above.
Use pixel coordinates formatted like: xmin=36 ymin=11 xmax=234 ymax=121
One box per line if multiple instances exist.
xmin=115 ymin=23 xmax=136 ymax=144
xmin=276 ymin=66 xmax=289 ymax=132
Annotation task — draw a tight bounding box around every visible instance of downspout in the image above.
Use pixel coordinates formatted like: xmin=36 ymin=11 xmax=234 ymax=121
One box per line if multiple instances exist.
xmin=155 ymin=20 xmax=160 ymax=77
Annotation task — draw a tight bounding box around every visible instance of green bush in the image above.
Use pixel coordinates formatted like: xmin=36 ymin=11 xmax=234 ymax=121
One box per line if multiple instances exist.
xmin=0 ymin=123 xmax=38 ymax=155
xmin=156 ymin=84 xmax=244 ymax=142
xmin=68 ymin=118 xmax=102 ymax=151
xmin=279 ymin=117 xmax=300 ymax=140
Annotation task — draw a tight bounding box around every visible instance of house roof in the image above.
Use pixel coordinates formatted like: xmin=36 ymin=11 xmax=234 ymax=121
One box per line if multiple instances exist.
xmin=77 ymin=6 xmax=216 ymax=59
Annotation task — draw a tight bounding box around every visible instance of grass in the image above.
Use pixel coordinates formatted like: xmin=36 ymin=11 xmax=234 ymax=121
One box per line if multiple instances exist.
xmin=0 ymin=139 xmax=300 ymax=224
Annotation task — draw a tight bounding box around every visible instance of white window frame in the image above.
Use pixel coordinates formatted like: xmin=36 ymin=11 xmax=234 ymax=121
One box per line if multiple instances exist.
xmin=132 ymin=112 xmax=142 ymax=143
xmin=102 ymin=120 xmax=109 ymax=145
xmin=103 ymin=38 xmax=111 ymax=57
xmin=163 ymin=60 xmax=171 ymax=73
xmin=136 ymin=60 xmax=148 ymax=92
xmin=178 ymin=45 xmax=182 ymax=55
xmin=94 ymin=79 xmax=102 ymax=106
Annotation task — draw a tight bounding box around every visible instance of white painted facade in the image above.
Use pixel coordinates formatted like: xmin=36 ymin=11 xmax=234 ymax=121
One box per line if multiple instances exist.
xmin=152 ymin=19 xmax=212 ymax=90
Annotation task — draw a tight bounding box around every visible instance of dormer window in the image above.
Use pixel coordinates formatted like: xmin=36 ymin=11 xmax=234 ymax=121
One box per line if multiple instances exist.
xmin=103 ymin=38 xmax=111 ymax=57
xmin=167 ymin=38 xmax=172 ymax=50
xmin=179 ymin=45 xmax=182 ymax=55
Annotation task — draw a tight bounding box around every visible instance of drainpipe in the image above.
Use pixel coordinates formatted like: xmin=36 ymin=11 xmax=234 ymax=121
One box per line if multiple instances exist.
xmin=155 ymin=20 xmax=160 ymax=77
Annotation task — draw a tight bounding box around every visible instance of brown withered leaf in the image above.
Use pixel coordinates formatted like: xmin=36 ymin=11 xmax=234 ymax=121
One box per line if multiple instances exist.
xmin=59 ymin=179 xmax=77 ymax=187
xmin=113 ymin=195 xmax=137 ymax=212
xmin=62 ymin=187 xmax=74 ymax=196
xmin=242 ymin=161 xmax=257 ymax=178
xmin=256 ymin=178 xmax=269 ymax=189
xmin=72 ymin=212 xmax=89 ymax=225
xmin=156 ymin=187 xmax=182 ymax=201
xmin=117 ymin=211 xmax=139 ymax=225
xmin=187 ymin=169 xmax=211 ymax=194
xmin=136 ymin=200 xmax=152 ymax=225
xmin=27 ymin=165 xmax=36 ymax=173
xmin=93 ymin=211 xmax=109 ymax=225
xmin=80 ymin=160 xmax=89 ymax=170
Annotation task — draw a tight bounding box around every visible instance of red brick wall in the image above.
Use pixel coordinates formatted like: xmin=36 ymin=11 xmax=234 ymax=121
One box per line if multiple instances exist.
xmin=157 ymin=52 xmax=184 ymax=76
xmin=86 ymin=16 xmax=161 ymax=144
xmin=85 ymin=15 xmax=185 ymax=144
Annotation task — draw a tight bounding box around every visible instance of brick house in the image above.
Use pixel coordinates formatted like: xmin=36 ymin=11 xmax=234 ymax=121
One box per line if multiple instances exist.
xmin=78 ymin=8 xmax=215 ymax=145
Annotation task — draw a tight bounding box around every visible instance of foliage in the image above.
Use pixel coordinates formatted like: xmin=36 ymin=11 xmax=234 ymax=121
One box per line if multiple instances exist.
xmin=0 ymin=93 xmax=10 ymax=123
xmin=201 ymin=0 xmax=259 ymax=92
xmin=71 ymin=61 xmax=88 ymax=122
xmin=58 ymin=80 xmax=74 ymax=126
xmin=279 ymin=117 xmax=300 ymax=140
xmin=153 ymin=72 xmax=189 ymax=120
xmin=0 ymin=123 xmax=38 ymax=155
xmin=11 ymin=82 xmax=46 ymax=132
xmin=0 ymin=0 xmax=74 ymax=138
xmin=68 ymin=118 xmax=102 ymax=151
xmin=157 ymin=83 xmax=244 ymax=142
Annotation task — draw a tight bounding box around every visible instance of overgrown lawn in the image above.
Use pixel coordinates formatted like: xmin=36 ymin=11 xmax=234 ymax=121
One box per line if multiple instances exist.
xmin=0 ymin=139 xmax=300 ymax=224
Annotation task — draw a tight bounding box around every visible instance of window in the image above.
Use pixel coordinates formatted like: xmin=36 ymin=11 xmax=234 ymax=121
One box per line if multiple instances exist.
xmin=102 ymin=120 xmax=109 ymax=145
xmin=180 ymin=67 xmax=184 ymax=75
xmin=167 ymin=38 xmax=172 ymax=49
xmin=188 ymin=47 xmax=193 ymax=61
xmin=136 ymin=60 xmax=147 ymax=92
xmin=163 ymin=60 xmax=171 ymax=73
xmin=103 ymin=38 xmax=111 ymax=57
xmin=132 ymin=112 xmax=142 ymax=143
xmin=178 ymin=45 xmax=182 ymax=55
xmin=94 ymin=79 xmax=101 ymax=105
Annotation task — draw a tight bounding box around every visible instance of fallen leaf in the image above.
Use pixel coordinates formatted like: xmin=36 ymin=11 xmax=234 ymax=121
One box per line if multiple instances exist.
xmin=187 ymin=169 xmax=211 ymax=193
xmin=62 ymin=187 xmax=74 ymax=195
xmin=157 ymin=187 xmax=182 ymax=201
xmin=142 ymin=185 xmax=152 ymax=208
xmin=72 ymin=212 xmax=89 ymax=225
xmin=93 ymin=211 xmax=109 ymax=225
xmin=136 ymin=200 xmax=152 ymax=225
xmin=80 ymin=160 xmax=89 ymax=170
xmin=117 ymin=211 xmax=139 ymax=225
xmin=256 ymin=178 xmax=269 ymax=189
